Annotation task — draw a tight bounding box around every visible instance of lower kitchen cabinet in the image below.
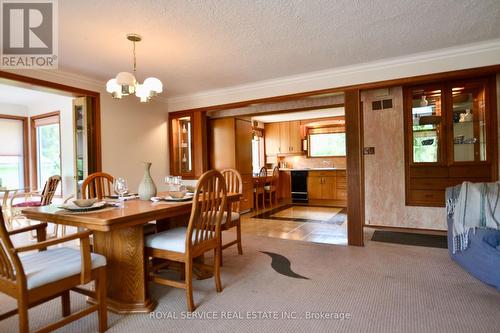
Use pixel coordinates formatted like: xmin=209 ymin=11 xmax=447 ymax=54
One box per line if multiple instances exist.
xmin=308 ymin=170 xmax=345 ymax=201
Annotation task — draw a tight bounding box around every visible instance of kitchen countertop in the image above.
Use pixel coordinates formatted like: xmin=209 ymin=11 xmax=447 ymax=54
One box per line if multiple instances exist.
xmin=279 ymin=167 xmax=346 ymax=171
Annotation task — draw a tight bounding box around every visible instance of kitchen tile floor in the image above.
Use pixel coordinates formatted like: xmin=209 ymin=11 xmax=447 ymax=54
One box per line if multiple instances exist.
xmin=240 ymin=203 xmax=348 ymax=245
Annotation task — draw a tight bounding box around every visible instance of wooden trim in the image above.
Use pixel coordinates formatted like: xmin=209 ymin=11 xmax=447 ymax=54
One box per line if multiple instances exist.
xmin=0 ymin=71 xmax=102 ymax=174
xmin=0 ymin=114 xmax=29 ymax=189
xmin=365 ymin=224 xmax=447 ymax=235
xmin=171 ymin=65 xmax=500 ymax=114
xmin=30 ymin=111 xmax=62 ymax=193
xmin=345 ymin=90 xmax=364 ymax=246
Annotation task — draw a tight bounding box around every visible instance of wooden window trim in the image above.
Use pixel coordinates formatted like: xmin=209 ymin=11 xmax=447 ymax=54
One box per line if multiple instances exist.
xmin=30 ymin=111 xmax=62 ymax=194
xmin=0 ymin=114 xmax=29 ymax=190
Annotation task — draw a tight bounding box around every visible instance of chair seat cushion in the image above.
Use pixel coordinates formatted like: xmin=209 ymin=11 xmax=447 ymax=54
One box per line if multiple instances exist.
xmin=13 ymin=201 xmax=42 ymax=208
xmin=222 ymin=211 xmax=240 ymax=224
xmin=145 ymin=227 xmax=188 ymax=253
xmin=20 ymin=247 xmax=106 ymax=290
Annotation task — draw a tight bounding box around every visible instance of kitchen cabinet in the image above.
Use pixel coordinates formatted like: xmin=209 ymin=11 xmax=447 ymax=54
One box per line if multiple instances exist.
xmin=279 ymin=171 xmax=291 ymax=199
xmin=308 ymin=170 xmax=346 ymax=201
xmin=208 ymin=117 xmax=254 ymax=211
xmin=265 ymin=122 xmax=280 ymax=156
xmin=264 ymin=121 xmax=303 ymax=156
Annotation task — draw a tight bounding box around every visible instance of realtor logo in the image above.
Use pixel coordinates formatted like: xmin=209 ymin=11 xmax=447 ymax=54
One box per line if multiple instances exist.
xmin=1 ymin=0 xmax=58 ymax=68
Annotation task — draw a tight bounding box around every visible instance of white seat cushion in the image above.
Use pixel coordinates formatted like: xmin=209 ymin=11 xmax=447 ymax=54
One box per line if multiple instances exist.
xmin=264 ymin=185 xmax=271 ymax=190
xmin=20 ymin=247 xmax=106 ymax=290
xmin=222 ymin=211 xmax=240 ymax=224
xmin=145 ymin=227 xmax=188 ymax=253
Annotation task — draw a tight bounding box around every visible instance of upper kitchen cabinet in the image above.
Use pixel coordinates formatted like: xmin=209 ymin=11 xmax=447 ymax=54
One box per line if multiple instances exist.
xmin=169 ymin=111 xmax=208 ymax=179
xmin=404 ymin=76 xmax=498 ymax=207
xmin=265 ymin=120 xmax=303 ymax=156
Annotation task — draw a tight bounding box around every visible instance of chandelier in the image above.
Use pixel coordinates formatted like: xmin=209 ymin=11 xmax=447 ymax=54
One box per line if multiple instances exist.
xmin=106 ymin=34 xmax=163 ymax=102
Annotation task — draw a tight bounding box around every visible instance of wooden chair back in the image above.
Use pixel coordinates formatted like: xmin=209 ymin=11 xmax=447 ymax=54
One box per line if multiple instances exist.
xmin=82 ymin=172 xmax=114 ymax=199
xmin=255 ymin=167 xmax=267 ymax=187
xmin=271 ymin=166 xmax=279 ymax=187
xmin=0 ymin=208 xmax=25 ymax=294
xmin=221 ymin=169 xmax=243 ymax=213
xmin=186 ymin=170 xmax=227 ymax=254
xmin=40 ymin=175 xmax=61 ymax=205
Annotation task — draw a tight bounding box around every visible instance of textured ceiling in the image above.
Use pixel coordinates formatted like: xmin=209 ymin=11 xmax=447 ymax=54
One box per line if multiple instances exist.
xmin=58 ymin=0 xmax=500 ymax=97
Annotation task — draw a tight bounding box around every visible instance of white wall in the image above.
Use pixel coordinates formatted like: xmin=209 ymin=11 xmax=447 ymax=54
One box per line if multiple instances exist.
xmin=0 ymin=103 xmax=28 ymax=117
xmin=4 ymin=69 xmax=169 ymax=194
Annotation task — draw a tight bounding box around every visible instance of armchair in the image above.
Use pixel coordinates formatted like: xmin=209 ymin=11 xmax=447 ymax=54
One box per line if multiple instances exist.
xmin=0 ymin=210 xmax=108 ymax=333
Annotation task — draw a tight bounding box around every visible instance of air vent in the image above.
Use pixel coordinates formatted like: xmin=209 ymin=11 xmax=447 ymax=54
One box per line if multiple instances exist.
xmin=372 ymin=98 xmax=393 ymax=111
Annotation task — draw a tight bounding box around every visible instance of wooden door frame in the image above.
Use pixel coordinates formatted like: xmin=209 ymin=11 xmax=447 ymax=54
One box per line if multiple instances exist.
xmin=0 ymin=71 xmax=102 ymax=182
xmin=169 ymin=65 xmax=500 ymax=247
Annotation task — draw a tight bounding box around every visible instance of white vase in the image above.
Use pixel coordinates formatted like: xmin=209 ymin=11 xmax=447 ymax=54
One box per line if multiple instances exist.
xmin=138 ymin=162 xmax=157 ymax=200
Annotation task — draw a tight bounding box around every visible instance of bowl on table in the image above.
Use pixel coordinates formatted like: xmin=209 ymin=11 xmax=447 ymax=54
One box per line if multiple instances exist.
xmin=73 ymin=198 xmax=98 ymax=207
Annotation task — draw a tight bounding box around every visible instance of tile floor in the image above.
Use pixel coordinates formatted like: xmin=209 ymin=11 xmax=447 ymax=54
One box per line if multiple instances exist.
xmin=240 ymin=203 xmax=348 ymax=245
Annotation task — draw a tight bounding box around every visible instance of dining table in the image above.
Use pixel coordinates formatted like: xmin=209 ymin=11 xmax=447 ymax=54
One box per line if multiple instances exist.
xmin=22 ymin=192 xmax=241 ymax=314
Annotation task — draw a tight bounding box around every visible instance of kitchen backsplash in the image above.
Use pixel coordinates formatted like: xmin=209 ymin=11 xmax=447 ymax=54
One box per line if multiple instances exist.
xmin=278 ymin=156 xmax=346 ymax=169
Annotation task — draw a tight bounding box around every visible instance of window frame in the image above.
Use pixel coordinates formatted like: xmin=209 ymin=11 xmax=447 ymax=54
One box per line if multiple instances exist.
xmin=31 ymin=111 xmax=62 ymax=194
xmin=0 ymin=114 xmax=29 ymax=190
xmin=307 ymin=125 xmax=346 ymax=158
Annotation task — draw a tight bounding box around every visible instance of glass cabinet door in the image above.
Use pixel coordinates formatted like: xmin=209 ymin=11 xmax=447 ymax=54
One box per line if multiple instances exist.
xmin=450 ymin=80 xmax=487 ymax=163
xmin=409 ymin=86 xmax=444 ymax=164
xmin=170 ymin=115 xmax=193 ymax=176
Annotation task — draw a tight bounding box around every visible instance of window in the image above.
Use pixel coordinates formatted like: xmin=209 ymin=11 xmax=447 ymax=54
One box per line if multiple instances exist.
xmin=32 ymin=113 xmax=61 ymax=194
xmin=252 ymin=129 xmax=265 ymax=174
xmin=0 ymin=116 xmax=27 ymax=189
xmin=308 ymin=126 xmax=346 ymax=157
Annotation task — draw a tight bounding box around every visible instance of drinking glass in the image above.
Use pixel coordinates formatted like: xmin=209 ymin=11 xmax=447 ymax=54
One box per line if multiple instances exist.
xmin=114 ymin=178 xmax=128 ymax=200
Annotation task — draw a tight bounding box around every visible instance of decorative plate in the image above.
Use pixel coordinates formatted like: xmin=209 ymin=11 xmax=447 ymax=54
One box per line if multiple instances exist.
xmin=59 ymin=201 xmax=107 ymax=212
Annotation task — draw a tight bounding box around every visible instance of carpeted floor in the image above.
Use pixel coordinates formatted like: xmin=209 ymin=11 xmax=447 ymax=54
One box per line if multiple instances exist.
xmin=1 ymin=232 xmax=499 ymax=333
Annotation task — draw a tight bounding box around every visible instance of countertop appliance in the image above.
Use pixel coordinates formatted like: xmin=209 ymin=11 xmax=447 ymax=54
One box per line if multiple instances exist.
xmin=291 ymin=170 xmax=308 ymax=203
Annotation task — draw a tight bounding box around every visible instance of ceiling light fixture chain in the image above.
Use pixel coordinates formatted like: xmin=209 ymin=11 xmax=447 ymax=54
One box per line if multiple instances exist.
xmin=106 ymin=33 xmax=163 ymax=102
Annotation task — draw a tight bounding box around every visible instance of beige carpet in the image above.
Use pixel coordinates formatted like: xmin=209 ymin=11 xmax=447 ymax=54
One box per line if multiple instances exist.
xmin=0 ymin=233 xmax=499 ymax=333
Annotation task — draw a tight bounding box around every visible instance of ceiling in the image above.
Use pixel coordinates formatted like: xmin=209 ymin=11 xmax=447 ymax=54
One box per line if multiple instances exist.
xmin=252 ymin=107 xmax=344 ymax=123
xmin=0 ymin=83 xmax=71 ymax=106
xmin=58 ymin=1 xmax=500 ymax=97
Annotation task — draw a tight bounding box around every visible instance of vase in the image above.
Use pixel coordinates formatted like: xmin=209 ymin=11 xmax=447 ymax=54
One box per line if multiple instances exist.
xmin=138 ymin=162 xmax=157 ymax=200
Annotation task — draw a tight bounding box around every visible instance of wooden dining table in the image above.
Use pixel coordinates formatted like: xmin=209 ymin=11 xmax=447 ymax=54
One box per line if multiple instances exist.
xmin=22 ymin=192 xmax=241 ymax=314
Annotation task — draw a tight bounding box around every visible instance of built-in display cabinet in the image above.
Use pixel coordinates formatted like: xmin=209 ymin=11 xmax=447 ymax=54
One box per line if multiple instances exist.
xmin=404 ymin=76 xmax=498 ymax=207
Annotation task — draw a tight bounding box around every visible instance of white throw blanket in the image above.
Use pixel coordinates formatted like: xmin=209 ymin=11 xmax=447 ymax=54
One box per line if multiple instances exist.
xmin=452 ymin=182 xmax=500 ymax=253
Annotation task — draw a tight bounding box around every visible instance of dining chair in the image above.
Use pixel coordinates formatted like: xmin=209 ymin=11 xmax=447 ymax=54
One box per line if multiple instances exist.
xmin=82 ymin=172 xmax=114 ymax=200
xmin=253 ymin=167 xmax=267 ymax=210
xmin=220 ymin=169 xmax=243 ymax=265
xmin=9 ymin=175 xmax=61 ymax=235
xmin=144 ymin=170 xmax=227 ymax=312
xmin=0 ymin=208 xmax=108 ymax=333
xmin=265 ymin=167 xmax=280 ymax=207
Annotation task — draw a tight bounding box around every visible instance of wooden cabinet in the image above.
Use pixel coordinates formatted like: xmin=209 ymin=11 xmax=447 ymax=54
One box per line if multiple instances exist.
xmin=169 ymin=111 xmax=207 ymax=179
xmin=279 ymin=171 xmax=291 ymax=199
xmin=208 ymin=117 xmax=254 ymax=211
xmin=264 ymin=121 xmax=303 ymax=156
xmin=404 ymin=76 xmax=497 ymax=206
xmin=264 ymin=122 xmax=280 ymax=156
xmin=307 ymin=170 xmax=346 ymax=202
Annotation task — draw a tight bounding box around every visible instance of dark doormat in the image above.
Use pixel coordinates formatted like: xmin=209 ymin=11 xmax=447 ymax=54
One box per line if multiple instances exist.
xmin=371 ymin=230 xmax=448 ymax=249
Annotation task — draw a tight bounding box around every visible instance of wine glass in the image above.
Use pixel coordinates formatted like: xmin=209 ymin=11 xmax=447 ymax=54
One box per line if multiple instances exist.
xmin=114 ymin=178 xmax=128 ymax=201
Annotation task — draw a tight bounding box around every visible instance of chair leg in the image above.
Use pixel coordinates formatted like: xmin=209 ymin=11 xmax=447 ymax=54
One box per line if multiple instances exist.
xmin=219 ymin=230 xmax=224 ymax=267
xmin=185 ymin=258 xmax=195 ymax=312
xmin=96 ymin=267 xmax=108 ymax=333
xmin=236 ymin=221 xmax=243 ymax=255
xmin=214 ymin=247 xmax=222 ymax=293
xmin=61 ymin=290 xmax=71 ymax=317
xmin=17 ymin=297 xmax=29 ymax=333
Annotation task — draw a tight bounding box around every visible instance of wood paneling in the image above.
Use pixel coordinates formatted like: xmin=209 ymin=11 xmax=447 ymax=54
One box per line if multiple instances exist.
xmin=235 ymin=119 xmax=253 ymax=174
xmin=345 ymin=89 xmax=364 ymax=246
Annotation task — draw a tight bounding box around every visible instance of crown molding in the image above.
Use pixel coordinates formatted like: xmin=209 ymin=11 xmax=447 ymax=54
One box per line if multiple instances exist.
xmin=167 ymin=38 xmax=500 ymax=112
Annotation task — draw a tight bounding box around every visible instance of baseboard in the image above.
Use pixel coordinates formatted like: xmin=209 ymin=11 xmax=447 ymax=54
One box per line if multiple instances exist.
xmin=364 ymin=224 xmax=447 ymax=235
